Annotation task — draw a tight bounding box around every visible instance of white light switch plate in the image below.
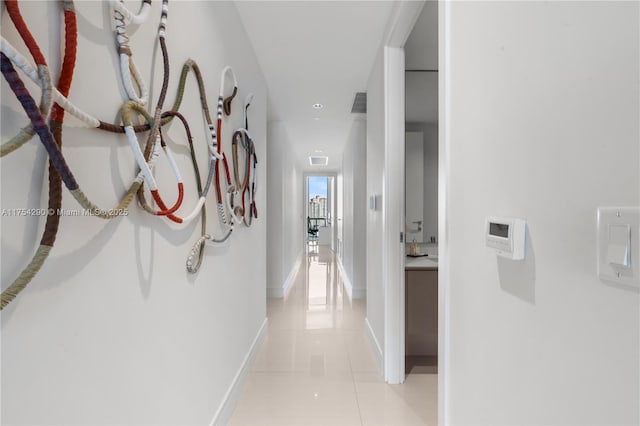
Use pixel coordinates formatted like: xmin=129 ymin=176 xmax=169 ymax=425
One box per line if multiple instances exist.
xmin=597 ymin=207 xmax=640 ymax=287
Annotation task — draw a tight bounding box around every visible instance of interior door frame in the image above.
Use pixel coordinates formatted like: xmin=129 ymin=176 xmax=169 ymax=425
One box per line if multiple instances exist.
xmin=381 ymin=1 xmax=450 ymax=424
xmin=380 ymin=1 xmax=422 ymax=387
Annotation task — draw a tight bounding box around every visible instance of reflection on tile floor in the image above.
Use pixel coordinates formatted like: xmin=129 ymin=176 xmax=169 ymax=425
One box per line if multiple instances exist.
xmin=229 ymin=245 xmax=437 ymax=425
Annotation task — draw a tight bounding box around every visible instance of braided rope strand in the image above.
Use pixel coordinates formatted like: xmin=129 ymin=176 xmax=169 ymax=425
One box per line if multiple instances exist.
xmin=113 ymin=0 xmax=148 ymax=104
xmin=110 ymin=0 xmax=151 ymax=25
xmin=1 ymin=246 xmax=51 ymax=309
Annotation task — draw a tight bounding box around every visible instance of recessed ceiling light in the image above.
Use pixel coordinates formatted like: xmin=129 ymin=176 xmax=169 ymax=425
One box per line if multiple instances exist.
xmin=314 ymin=150 xmax=323 ymax=153
xmin=309 ymin=156 xmax=328 ymax=166
xmin=312 ymin=103 xmax=323 ymax=109
xmin=313 ymin=117 xmax=320 ymax=121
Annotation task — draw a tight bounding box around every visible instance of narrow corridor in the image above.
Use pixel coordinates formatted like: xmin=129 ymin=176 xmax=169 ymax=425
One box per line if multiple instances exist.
xmin=229 ymin=245 xmax=437 ymax=425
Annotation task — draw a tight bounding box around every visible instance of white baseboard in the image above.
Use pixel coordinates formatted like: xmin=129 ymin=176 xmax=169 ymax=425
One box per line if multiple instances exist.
xmin=267 ymin=251 xmax=302 ymax=298
xmin=337 ymin=257 xmax=354 ymax=300
xmin=210 ymin=318 xmax=267 ymax=425
xmin=337 ymin=257 xmax=366 ymax=300
xmin=365 ymin=317 xmax=384 ymax=375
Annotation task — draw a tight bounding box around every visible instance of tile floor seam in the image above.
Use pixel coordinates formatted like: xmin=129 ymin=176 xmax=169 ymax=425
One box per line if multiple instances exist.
xmin=344 ymin=331 xmax=365 ymax=426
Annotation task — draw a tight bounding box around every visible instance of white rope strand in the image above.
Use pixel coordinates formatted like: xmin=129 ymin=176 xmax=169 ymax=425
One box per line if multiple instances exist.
xmin=110 ymin=0 xmax=151 ymax=25
xmin=113 ymin=0 xmax=149 ymax=104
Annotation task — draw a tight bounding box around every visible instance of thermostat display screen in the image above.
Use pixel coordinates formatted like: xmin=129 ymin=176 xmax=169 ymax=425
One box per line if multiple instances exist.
xmin=490 ymin=223 xmax=509 ymax=238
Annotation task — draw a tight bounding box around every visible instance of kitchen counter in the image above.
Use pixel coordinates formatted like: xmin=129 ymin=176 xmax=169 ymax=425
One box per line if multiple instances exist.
xmin=405 ymin=256 xmax=438 ymax=270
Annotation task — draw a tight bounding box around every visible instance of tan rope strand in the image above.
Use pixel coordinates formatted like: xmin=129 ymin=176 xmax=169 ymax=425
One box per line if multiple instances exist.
xmin=1 ymin=126 xmax=35 ymax=156
xmin=69 ymin=184 xmax=140 ymax=219
xmin=1 ymin=245 xmax=51 ymax=309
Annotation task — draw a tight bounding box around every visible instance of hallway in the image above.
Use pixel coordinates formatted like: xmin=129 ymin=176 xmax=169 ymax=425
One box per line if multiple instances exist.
xmin=229 ymin=245 xmax=437 ymax=425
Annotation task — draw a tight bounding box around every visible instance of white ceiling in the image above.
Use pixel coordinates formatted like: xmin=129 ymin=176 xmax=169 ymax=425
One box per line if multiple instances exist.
xmin=235 ymin=1 xmax=396 ymax=171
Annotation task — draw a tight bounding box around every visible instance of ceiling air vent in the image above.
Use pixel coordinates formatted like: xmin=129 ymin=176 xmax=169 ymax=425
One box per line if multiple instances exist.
xmin=309 ymin=156 xmax=328 ymax=166
xmin=351 ymin=92 xmax=367 ymax=114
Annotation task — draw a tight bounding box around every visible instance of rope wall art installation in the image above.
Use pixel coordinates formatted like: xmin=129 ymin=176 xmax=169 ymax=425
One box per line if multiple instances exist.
xmin=0 ymin=0 xmax=262 ymax=308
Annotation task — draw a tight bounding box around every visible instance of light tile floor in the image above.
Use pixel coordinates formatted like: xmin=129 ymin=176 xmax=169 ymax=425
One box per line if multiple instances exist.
xmin=229 ymin=245 xmax=437 ymax=426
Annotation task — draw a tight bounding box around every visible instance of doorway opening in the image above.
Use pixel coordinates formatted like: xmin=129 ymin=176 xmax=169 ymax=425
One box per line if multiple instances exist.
xmin=404 ymin=0 xmax=439 ymax=377
xmin=305 ymin=175 xmax=336 ymax=252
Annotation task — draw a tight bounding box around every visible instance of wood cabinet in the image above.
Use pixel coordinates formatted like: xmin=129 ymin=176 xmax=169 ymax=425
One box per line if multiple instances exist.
xmin=405 ymin=269 xmax=438 ymax=357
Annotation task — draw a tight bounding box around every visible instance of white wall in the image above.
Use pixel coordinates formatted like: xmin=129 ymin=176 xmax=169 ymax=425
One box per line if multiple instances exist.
xmin=340 ymin=118 xmax=367 ymax=299
xmin=446 ymin=2 xmax=639 ymax=424
xmin=267 ymin=123 xmax=285 ymax=295
xmin=266 ymin=121 xmax=303 ymax=297
xmin=365 ymin=50 xmax=386 ymax=358
xmin=1 ymin=2 xmax=267 ymax=424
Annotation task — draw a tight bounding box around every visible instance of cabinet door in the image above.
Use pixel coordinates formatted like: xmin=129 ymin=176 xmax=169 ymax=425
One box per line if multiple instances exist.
xmin=406 ymin=270 xmax=438 ymax=356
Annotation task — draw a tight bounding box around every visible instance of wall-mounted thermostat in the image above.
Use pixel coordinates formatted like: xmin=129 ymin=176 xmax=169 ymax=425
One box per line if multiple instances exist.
xmin=485 ymin=217 xmax=526 ymax=260
xmin=597 ymin=207 xmax=639 ymax=287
